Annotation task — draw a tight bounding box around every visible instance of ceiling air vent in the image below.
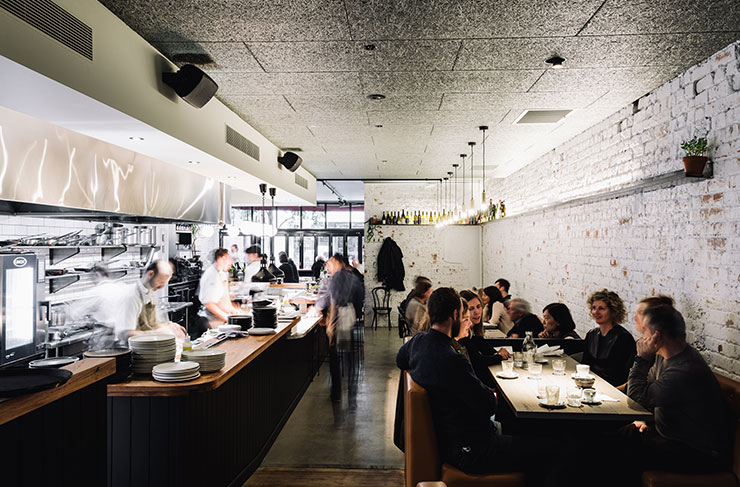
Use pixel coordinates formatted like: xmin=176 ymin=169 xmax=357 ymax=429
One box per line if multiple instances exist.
xmin=514 ymin=109 xmax=572 ymax=124
xmin=225 ymin=125 xmax=260 ymax=161
xmin=0 ymin=0 xmax=93 ymax=60
xmin=294 ymin=173 xmax=308 ymax=189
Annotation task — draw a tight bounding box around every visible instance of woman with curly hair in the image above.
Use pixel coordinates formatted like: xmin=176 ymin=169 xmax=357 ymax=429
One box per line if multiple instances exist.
xmin=581 ymin=289 xmax=636 ymax=386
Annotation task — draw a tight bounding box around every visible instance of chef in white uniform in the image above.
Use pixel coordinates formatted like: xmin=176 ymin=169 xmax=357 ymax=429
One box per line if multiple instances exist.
xmin=198 ymin=248 xmax=240 ymax=330
xmin=243 ymin=244 xmax=262 ymax=282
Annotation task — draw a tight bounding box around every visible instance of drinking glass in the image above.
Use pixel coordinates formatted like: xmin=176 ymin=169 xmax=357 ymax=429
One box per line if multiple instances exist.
xmin=513 ymin=352 xmax=523 ymax=368
xmin=501 ymin=360 xmax=514 ymax=375
xmin=528 ymin=362 xmax=543 ymax=379
xmin=552 ymin=358 xmax=566 ymax=376
xmin=546 ymin=385 xmax=561 ymax=405
xmin=537 ymin=382 xmax=547 ymax=399
xmin=583 ymin=388 xmax=597 ymax=403
xmin=566 ymin=388 xmax=582 ymax=407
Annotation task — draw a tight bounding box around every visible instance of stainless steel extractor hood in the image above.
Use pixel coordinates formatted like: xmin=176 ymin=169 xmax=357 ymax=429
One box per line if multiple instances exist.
xmin=0 ymin=105 xmax=228 ymax=224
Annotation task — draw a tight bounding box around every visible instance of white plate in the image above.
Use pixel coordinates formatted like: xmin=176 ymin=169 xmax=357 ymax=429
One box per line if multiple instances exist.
xmin=495 ymin=371 xmax=519 ymax=379
xmin=249 ymin=328 xmax=277 ymax=335
xmin=129 ymin=334 xmax=175 ymax=344
xmin=182 ymin=349 xmax=226 ymax=358
xmin=153 ymin=372 xmax=201 ymax=382
xmin=581 ymin=399 xmax=602 ymax=405
xmin=538 ymin=399 xmax=566 ymax=409
xmin=153 ymin=361 xmax=200 ymax=374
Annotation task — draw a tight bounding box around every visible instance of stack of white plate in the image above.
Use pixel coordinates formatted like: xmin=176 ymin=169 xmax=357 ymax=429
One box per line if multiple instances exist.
xmin=152 ymin=361 xmax=201 ymax=382
xmin=181 ymin=349 xmax=226 ymax=372
xmin=128 ymin=334 xmax=176 ymax=375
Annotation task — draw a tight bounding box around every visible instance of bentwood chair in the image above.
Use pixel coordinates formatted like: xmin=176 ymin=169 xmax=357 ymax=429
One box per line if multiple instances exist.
xmin=398 ymin=306 xmax=411 ymax=338
xmin=371 ymin=286 xmax=392 ymax=330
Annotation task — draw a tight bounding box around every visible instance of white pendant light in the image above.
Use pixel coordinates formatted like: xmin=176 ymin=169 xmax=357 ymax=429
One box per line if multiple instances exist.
xmin=468 ymin=141 xmax=476 ymax=216
xmin=479 ymin=126 xmax=488 ymax=210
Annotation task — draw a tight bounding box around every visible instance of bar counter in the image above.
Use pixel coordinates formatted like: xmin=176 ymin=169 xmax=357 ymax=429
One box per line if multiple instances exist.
xmin=0 ymin=358 xmax=115 ymax=487
xmin=107 ymin=314 xmax=325 ymax=487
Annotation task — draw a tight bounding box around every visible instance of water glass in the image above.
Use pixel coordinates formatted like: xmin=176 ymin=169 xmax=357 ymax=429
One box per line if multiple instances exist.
xmin=552 ymin=358 xmax=566 ymax=376
xmin=501 ymin=360 xmax=514 ymax=375
xmin=546 ymin=385 xmax=561 ymax=405
xmin=537 ymin=382 xmax=547 ymax=399
xmin=513 ymin=352 xmax=523 ymax=368
xmin=528 ymin=362 xmax=543 ymax=379
xmin=566 ymin=388 xmax=582 ymax=407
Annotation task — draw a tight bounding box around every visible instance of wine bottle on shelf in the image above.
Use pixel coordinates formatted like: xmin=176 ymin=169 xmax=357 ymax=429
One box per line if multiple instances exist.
xmin=499 ymin=200 xmax=506 ymax=218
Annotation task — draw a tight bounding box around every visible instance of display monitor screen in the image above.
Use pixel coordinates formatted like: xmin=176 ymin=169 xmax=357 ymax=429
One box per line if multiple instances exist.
xmin=5 ymin=266 xmax=35 ymax=350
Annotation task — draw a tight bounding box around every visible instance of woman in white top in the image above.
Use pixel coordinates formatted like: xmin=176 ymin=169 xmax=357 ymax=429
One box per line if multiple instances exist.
xmin=481 ymin=286 xmax=514 ymax=335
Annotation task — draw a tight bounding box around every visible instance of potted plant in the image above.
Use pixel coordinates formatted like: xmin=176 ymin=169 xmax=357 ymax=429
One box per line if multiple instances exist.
xmin=680 ymin=137 xmax=709 ymax=177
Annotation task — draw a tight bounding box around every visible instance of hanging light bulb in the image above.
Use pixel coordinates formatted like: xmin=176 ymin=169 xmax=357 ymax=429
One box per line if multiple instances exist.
xmin=468 ymin=142 xmax=476 ymax=217
xmin=452 ymin=163 xmax=459 ymax=220
xmin=445 ymin=173 xmax=452 ymax=225
xmin=479 ymin=126 xmax=488 ymax=211
xmin=267 ymin=187 xmax=284 ymax=280
xmin=252 ymin=184 xmax=276 ymax=283
xmin=460 ymin=154 xmax=467 ymax=215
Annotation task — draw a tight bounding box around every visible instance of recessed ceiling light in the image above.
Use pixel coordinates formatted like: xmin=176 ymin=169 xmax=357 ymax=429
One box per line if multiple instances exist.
xmin=375 ymin=124 xmax=383 ymax=128
xmin=545 ymin=55 xmax=565 ymax=69
xmin=129 ymin=136 xmax=144 ymax=141
xmin=227 ymin=176 xmax=236 ymax=179
xmin=188 ymin=160 xmax=200 ymax=164
xmin=363 ymin=44 xmax=376 ymax=51
xmin=366 ymin=94 xmax=386 ymax=101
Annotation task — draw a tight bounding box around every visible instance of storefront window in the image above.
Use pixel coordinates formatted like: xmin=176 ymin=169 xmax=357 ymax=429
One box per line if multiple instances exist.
xmin=301 ymin=206 xmax=325 ymax=229
xmin=277 ymin=208 xmax=300 ymax=229
xmin=327 ymin=205 xmax=350 ymax=229
xmin=350 ymin=205 xmax=365 ymax=229
xmin=302 ymin=236 xmax=315 ymax=269
xmin=317 ymin=236 xmax=329 ymax=261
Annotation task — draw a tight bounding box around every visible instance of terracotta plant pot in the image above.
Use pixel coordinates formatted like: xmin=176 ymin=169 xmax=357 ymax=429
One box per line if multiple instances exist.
xmin=682 ymin=156 xmax=708 ymax=177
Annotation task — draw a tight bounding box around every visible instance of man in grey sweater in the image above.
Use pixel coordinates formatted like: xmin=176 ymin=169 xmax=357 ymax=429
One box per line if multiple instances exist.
xmin=627 ymin=304 xmax=731 ymax=474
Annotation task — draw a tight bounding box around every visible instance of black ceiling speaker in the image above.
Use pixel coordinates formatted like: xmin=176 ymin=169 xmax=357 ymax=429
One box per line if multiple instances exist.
xmin=162 ymin=64 xmax=218 ymax=108
xmin=277 ymin=151 xmax=303 ymax=172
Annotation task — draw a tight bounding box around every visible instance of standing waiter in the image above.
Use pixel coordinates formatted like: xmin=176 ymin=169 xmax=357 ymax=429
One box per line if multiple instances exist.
xmin=197 ymin=248 xmax=240 ymax=331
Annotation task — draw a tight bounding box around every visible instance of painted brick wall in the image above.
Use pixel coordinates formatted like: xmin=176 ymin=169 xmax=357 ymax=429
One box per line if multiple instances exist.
xmin=482 ymin=41 xmax=740 ymax=379
xmin=364 ymin=182 xmax=481 ymax=327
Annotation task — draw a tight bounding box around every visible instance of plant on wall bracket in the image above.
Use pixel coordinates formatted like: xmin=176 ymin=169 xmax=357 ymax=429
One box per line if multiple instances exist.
xmin=680 ymin=137 xmax=710 ymax=177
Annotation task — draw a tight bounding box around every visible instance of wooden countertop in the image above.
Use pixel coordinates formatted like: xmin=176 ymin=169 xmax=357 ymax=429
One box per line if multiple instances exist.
xmin=108 ymin=317 xmax=303 ymax=397
xmin=0 ymin=357 xmax=115 ymax=426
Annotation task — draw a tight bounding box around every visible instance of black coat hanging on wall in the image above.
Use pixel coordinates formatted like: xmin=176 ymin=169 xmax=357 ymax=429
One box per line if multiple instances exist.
xmin=377 ymin=237 xmax=405 ymax=291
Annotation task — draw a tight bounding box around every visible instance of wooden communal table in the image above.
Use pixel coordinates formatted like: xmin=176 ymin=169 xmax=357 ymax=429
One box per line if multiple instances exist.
xmin=107 ymin=314 xmax=324 ymax=487
xmin=0 ymin=358 xmax=115 ymax=487
xmin=490 ymin=356 xmax=651 ymax=423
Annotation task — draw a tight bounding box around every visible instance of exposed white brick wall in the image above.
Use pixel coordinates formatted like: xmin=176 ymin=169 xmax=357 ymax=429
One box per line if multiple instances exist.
xmin=482 ymin=41 xmax=740 ymax=380
xmin=364 ymin=182 xmax=481 ymax=327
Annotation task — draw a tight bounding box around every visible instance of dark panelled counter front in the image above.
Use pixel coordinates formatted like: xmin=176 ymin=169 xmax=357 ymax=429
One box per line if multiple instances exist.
xmin=107 ymin=316 xmax=324 ymax=487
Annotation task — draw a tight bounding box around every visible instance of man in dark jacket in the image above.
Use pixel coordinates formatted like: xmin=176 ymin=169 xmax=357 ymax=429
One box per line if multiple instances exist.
xmin=396 ymin=287 xmax=524 ymax=475
xmin=505 ymin=298 xmax=543 ymax=338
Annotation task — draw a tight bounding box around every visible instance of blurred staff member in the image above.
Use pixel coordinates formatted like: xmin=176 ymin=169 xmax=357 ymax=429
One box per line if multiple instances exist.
xmin=243 ymin=245 xmax=262 ymax=282
xmin=116 ymin=260 xmax=186 ymax=343
xmin=198 ymin=248 xmax=240 ymax=331
xmin=229 ymin=244 xmax=242 ymax=265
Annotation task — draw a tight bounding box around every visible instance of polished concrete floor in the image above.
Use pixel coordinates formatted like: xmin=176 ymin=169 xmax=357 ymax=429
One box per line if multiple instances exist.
xmin=261 ymin=328 xmax=405 ymax=469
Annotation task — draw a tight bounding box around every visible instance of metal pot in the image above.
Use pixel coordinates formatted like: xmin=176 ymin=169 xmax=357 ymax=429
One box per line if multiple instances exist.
xmin=123 ymin=227 xmax=139 ymax=245
xmin=138 ymin=226 xmax=154 ymax=246
xmin=109 ymin=227 xmax=125 ymax=246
